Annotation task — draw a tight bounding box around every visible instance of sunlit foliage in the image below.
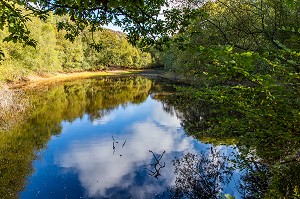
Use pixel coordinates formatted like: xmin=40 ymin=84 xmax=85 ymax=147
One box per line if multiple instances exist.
xmin=153 ymin=0 xmax=300 ymax=197
xmin=0 ymin=10 xmax=153 ymax=81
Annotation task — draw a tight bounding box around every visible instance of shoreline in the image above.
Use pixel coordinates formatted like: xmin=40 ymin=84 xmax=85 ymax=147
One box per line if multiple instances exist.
xmin=5 ymin=70 xmax=146 ymax=89
xmin=2 ymin=69 xmax=186 ymax=90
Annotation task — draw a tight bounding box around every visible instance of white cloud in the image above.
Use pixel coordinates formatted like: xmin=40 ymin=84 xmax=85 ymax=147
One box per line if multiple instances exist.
xmin=57 ymin=100 xmax=239 ymax=198
xmin=59 ymin=119 xmax=196 ymax=198
xmin=149 ymin=102 xmax=182 ymax=128
xmin=92 ymin=112 xmax=117 ymax=125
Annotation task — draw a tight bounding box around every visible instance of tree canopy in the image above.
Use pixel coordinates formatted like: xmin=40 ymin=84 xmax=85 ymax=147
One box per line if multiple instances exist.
xmin=154 ymin=0 xmax=300 ymax=197
xmin=1 ymin=0 xmax=299 ymax=50
xmin=0 ymin=15 xmax=153 ymax=81
xmin=0 ymin=0 xmax=167 ymax=50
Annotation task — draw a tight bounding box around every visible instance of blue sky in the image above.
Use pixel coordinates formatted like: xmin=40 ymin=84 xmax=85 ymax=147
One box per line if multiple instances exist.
xmin=103 ymin=23 xmax=123 ymax=32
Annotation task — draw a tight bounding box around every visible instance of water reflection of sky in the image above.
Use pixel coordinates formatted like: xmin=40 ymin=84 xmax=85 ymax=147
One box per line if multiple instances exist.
xmin=20 ymin=96 xmax=239 ymax=199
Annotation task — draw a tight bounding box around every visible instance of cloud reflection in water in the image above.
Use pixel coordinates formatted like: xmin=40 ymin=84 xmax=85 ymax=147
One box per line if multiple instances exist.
xmin=59 ymin=99 xmax=199 ymax=198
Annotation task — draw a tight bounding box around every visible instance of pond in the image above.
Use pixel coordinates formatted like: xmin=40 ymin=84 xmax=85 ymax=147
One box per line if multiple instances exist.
xmin=1 ymin=75 xmax=298 ymax=199
xmin=0 ymin=76 xmax=240 ymax=198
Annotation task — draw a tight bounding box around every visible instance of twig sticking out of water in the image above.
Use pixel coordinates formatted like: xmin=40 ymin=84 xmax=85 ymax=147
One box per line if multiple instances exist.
xmin=147 ymin=150 xmax=166 ymax=179
xmin=112 ymin=136 xmax=118 ymax=143
xmin=113 ymin=141 xmax=115 ymax=154
xmin=112 ymin=136 xmax=126 ymax=155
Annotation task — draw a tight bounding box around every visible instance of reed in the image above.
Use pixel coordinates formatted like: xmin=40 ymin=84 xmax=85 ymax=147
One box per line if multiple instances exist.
xmin=0 ymin=84 xmax=28 ymax=131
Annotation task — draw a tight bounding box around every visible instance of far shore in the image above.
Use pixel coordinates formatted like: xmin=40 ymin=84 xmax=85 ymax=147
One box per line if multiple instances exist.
xmin=4 ymin=69 xmax=166 ymax=89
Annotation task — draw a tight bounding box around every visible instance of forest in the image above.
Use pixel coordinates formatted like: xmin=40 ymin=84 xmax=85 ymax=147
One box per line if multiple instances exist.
xmin=0 ymin=0 xmax=300 ymax=198
xmin=158 ymin=0 xmax=300 ymax=197
xmin=0 ymin=12 xmax=152 ymax=81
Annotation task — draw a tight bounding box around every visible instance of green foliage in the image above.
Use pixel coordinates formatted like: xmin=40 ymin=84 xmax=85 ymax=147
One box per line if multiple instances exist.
xmin=155 ymin=0 xmax=300 ymax=197
xmin=0 ymin=1 xmax=36 ymax=50
xmin=175 ymin=0 xmax=299 ymax=51
xmin=0 ymin=10 xmax=153 ymax=81
xmin=0 ymin=13 xmax=61 ymax=80
xmin=0 ymin=0 xmax=168 ymax=55
xmin=82 ymin=29 xmax=152 ymax=70
xmin=156 ymin=44 xmax=300 ymax=197
xmin=159 ymin=44 xmax=300 ymax=198
xmin=56 ymin=18 xmax=84 ymax=71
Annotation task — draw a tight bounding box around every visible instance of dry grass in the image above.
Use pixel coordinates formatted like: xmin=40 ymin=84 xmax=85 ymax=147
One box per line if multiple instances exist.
xmin=0 ymin=84 xmax=29 ymax=131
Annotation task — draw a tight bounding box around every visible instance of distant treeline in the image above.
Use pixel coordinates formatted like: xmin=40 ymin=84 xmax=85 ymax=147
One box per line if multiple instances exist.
xmin=0 ymin=13 xmax=153 ymax=81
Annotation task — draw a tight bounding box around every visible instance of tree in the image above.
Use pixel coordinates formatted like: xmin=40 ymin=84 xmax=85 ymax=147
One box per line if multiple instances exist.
xmin=0 ymin=11 xmax=61 ymax=79
xmin=0 ymin=0 xmax=167 ymax=57
xmin=164 ymin=0 xmax=300 ymax=51
xmin=154 ymin=1 xmax=300 ymax=197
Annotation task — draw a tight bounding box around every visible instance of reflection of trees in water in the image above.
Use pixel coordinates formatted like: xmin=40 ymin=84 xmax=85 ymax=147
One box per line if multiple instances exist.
xmin=154 ymin=90 xmax=300 ymax=198
xmin=239 ymin=161 xmax=270 ymax=198
xmin=0 ymin=76 xmax=152 ymax=198
xmin=169 ymin=149 xmax=233 ymax=199
xmin=167 ymin=148 xmax=300 ymax=199
xmin=153 ymin=93 xmax=232 ymax=145
xmin=168 ymin=150 xmax=274 ymax=199
xmin=237 ymin=149 xmax=300 ymax=199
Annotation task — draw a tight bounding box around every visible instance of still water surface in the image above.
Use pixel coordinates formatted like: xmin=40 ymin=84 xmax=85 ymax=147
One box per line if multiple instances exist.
xmin=2 ymin=76 xmax=240 ymax=198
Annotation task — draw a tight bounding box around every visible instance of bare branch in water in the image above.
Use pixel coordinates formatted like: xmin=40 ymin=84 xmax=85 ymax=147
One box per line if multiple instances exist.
xmin=147 ymin=150 xmax=166 ymax=179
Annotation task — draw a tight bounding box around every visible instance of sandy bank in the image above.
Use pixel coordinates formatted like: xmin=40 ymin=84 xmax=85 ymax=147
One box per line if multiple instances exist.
xmin=7 ymin=70 xmax=145 ymax=89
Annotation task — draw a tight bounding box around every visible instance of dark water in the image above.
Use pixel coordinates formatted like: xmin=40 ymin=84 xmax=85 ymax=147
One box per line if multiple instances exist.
xmin=1 ymin=76 xmax=270 ymax=198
